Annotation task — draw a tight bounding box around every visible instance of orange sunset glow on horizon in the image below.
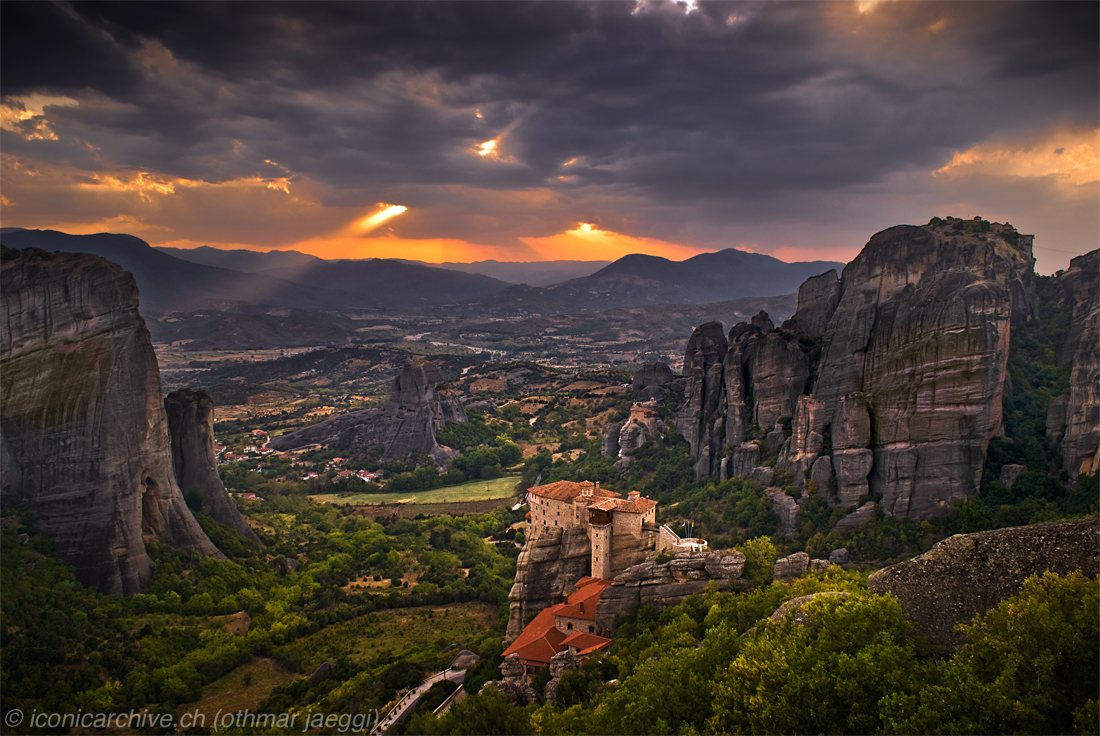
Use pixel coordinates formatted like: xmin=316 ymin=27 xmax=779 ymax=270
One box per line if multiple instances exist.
xmin=156 ymin=220 xmax=718 ymax=264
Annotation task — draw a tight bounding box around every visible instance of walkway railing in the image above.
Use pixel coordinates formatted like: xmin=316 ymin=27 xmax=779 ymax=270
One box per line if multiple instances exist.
xmin=370 ymin=667 xmax=467 ymax=735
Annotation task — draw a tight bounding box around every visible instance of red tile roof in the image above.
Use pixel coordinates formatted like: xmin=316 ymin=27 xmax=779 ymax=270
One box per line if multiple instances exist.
xmin=502 ymin=607 xmax=566 ymax=667
xmin=551 ymin=578 xmax=613 ymax=620
xmin=609 ymin=496 xmax=657 ymax=514
xmin=529 ymin=480 xmax=620 ymax=502
xmin=561 ymin=631 xmax=613 ymax=655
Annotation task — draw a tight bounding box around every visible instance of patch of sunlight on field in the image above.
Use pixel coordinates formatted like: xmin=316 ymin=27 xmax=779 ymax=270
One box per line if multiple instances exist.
xmin=311 ymin=476 xmax=519 ymax=506
xmin=188 ymin=657 xmax=297 ymax=722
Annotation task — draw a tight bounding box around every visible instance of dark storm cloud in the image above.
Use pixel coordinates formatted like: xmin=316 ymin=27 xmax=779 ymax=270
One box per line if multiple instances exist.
xmin=2 ymin=1 xmax=1097 ymax=246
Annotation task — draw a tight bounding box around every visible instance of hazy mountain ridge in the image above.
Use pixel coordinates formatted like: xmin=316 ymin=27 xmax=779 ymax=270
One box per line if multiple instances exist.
xmin=0 ymin=230 xmax=352 ymax=314
xmin=0 ymin=231 xmax=513 ymax=313
xmin=398 ymin=259 xmax=612 ymax=286
xmin=458 ymin=248 xmax=844 ymax=315
xmin=155 ymin=245 xmax=324 ymax=272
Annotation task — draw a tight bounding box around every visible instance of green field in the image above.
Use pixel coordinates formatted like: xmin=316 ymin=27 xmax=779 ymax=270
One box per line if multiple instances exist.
xmin=312 ymin=476 xmax=520 ymax=506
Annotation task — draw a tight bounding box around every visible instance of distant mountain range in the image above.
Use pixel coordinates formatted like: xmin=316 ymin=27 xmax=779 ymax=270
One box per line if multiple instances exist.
xmin=155 ymin=245 xmax=609 ymax=286
xmin=455 ymin=249 xmax=844 ymax=315
xmin=0 ymin=230 xmax=509 ymax=313
xmin=398 ymin=259 xmax=611 ymax=286
xmin=1 ymin=229 xmax=841 ymax=317
xmin=155 ymin=245 xmax=323 ymax=272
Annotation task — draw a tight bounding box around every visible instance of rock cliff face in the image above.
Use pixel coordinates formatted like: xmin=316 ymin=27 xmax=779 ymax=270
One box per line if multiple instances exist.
xmin=1050 ymin=250 xmax=1099 ymax=479
xmin=595 ymin=550 xmax=749 ymax=631
xmin=269 ymin=360 xmax=467 ymax=462
xmin=164 ymin=388 xmax=260 ymax=542
xmin=868 ymin=516 xmax=1099 ymax=652
xmin=677 ymin=221 xmax=1035 ymax=522
xmin=0 ymin=246 xmax=220 ymax=596
xmin=505 ymin=526 xmax=591 ymax=643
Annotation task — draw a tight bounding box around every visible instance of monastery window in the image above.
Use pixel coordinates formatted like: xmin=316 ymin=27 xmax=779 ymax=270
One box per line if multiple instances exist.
xmin=589 ymin=625 xmax=594 ymax=633
xmin=567 ymin=623 xmax=574 ymax=631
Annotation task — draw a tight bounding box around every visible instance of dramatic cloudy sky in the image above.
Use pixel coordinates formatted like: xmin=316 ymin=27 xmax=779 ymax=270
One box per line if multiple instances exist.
xmin=2 ymin=1 xmax=1096 ymax=272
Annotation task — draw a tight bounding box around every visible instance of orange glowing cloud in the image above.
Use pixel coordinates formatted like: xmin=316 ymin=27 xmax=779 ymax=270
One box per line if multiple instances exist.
xmin=936 ymin=126 xmax=1099 ymax=186
xmin=520 ymin=223 xmax=708 ymax=261
xmin=348 ymin=204 xmax=408 ymax=234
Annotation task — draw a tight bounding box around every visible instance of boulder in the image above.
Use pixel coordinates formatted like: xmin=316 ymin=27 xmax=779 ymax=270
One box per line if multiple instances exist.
xmin=0 ymin=246 xmax=220 ymax=596
xmin=833 ymin=501 xmax=876 ymax=533
xmin=868 ymin=516 xmax=1100 ymax=652
xmin=450 ymin=649 xmax=480 ymax=671
xmin=704 ymin=550 xmax=746 ymax=579
xmin=773 ymin=551 xmax=810 ymax=581
xmin=828 ymin=548 xmax=850 ymax=565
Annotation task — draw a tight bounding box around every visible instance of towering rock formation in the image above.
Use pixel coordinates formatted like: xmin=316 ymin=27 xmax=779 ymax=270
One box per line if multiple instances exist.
xmin=676 ymin=323 xmax=727 ymax=479
xmin=269 ymin=359 xmax=467 ymax=462
xmin=505 ymin=527 xmax=592 ymax=643
xmin=678 ymin=219 xmax=1037 ymax=522
xmin=164 ymin=388 xmax=260 ymax=542
xmin=1050 ymin=250 xmax=1100 ymax=479
xmin=0 ymin=246 xmax=220 ymax=596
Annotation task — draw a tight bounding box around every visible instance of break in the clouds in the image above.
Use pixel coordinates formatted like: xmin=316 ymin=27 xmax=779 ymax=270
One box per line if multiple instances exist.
xmin=2 ymin=0 xmax=1097 ymax=272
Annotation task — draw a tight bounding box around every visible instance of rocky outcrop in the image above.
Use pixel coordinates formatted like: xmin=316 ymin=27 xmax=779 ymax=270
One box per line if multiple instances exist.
xmin=679 ymin=221 xmax=1036 ymax=522
xmin=595 ymin=550 xmax=749 ymax=631
xmin=677 ymin=322 xmax=728 ymax=479
xmin=768 ymin=591 xmax=850 ymax=624
xmin=269 ymin=360 xmax=467 ymax=463
xmin=1051 ymin=250 xmax=1099 ymax=479
xmin=544 ymin=651 xmax=580 ymax=706
xmin=165 ymin=389 xmax=260 ymax=542
xmin=505 ymin=526 xmax=591 ymax=643
xmin=833 ymin=501 xmax=876 ymax=533
xmin=0 ymin=246 xmax=220 ymax=596
xmin=765 ymin=488 xmax=800 ymax=538
xmin=772 ymin=552 xmax=810 ymax=581
xmin=482 ymin=655 xmax=537 ymax=705
xmin=633 ymin=362 xmax=676 ymax=402
xmin=868 ymin=516 xmax=1099 ymax=652
xmin=778 ymin=395 xmax=825 ymax=490
xmin=782 ymin=270 xmax=841 ymax=337
xmin=601 ymin=421 xmax=624 ymax=457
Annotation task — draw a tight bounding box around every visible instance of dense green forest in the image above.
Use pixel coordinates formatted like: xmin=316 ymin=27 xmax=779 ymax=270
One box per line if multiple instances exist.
xmin=404 ymin=569 xmax=1099 ymax=736
xmin=0 ymin=494 xmax=521 ymax=735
